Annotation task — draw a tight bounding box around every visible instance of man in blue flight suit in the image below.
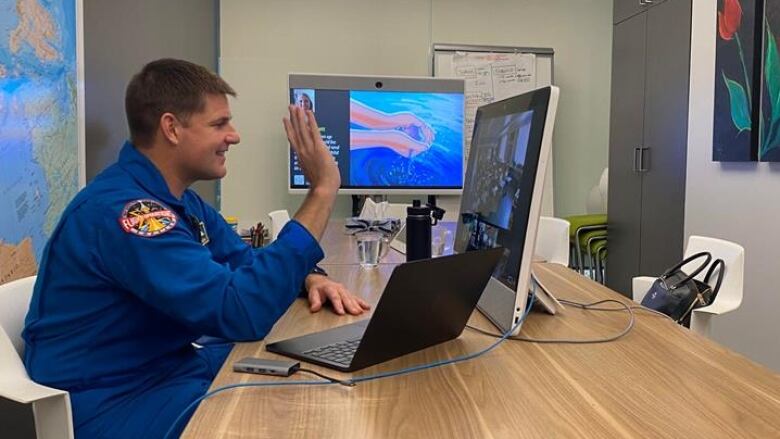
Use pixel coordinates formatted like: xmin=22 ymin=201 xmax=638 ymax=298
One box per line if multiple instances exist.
xmin=22 ymin=58 xmax=370 ymax=438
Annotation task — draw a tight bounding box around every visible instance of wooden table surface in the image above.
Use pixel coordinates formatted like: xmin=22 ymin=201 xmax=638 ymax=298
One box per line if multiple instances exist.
xmin=183 ymin=228 xmax=780 ymax=438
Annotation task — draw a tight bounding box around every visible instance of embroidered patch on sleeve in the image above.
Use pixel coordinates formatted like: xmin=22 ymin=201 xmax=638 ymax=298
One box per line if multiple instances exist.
xmin=119 ymin=199 xmax=178 ymax=237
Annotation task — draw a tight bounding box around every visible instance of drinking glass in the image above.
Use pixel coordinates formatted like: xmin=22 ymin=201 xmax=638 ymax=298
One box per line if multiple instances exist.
xmin=356 ymin=232 xmax=382 ymax=268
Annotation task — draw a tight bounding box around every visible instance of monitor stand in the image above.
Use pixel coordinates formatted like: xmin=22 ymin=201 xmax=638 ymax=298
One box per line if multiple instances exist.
xmin=530 ymin=268 xmax=564 ymax=315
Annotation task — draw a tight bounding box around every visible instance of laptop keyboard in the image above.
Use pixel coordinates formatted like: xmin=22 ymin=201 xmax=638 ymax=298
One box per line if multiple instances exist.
xmin=303 ymin=338 xmax=361 ymax=365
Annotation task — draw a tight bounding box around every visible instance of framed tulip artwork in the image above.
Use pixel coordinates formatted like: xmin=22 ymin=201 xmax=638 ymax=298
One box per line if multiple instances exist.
xmin=761 ymin=0 xmax=780 ymax=161
xmin=713 ymin=0 xmax=763 ymax=161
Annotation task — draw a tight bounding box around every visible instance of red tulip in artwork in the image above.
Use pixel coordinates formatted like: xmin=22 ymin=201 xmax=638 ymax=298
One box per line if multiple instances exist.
xmin=718 ymin=0 xmax=743 ymax=40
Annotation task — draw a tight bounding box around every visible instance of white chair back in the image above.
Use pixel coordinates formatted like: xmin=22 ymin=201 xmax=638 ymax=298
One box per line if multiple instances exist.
xmin=0 ymin=276 xmax=36 ymax=379
xmin=685 ymin=235 xmax=744 ymax=316
xmin=0 ymin=275 xmax=75 ymax=439
xmin=267 ymin=209 xmax=291 ymax=241
xmin=633 ymin=235 xmax=745 ymax=337
xmin=586 ymin=167 xmax=609 ymax=214
xmin=535 ymin=216 xmax=570 ymax=266
xmin=0 ymin=275 xmax=36 ymax=356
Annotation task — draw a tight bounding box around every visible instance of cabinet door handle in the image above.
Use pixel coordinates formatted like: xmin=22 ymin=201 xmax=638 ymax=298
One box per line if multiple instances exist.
xmin=633 ymin=147 xmax=640 ymax=172
xmin=639 ymin=147 xmax=650 ymax=172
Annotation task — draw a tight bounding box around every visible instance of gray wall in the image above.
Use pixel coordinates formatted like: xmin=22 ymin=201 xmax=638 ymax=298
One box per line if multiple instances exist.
xmin=686 ymin=1 xmax=780 ymax=371
xmin=84 ymin=0 xmax=219 ymax=205
xmin=218 ymin=0 xmax=613 ymax=226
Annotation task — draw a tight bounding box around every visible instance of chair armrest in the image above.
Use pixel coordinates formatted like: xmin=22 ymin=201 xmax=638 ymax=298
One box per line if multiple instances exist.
xmin=0 ymin=381 xmax=74 ymax=439
xmin=0 ymin=380 xmax=68 ymax=404
xmin=632 ymin=276 xmax=655 ymax=302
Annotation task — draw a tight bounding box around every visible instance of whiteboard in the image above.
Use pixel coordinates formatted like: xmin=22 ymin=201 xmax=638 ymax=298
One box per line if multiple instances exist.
xmin=433 ymin=44 xmax=555 ymax=216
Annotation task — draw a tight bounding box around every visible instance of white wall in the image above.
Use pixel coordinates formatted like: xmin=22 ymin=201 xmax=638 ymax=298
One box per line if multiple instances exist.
xmin=219 ymin=0 xmax=432 ymax=225
xmin=431 ymin=0 xmax=613 ymax=217
xmin=219 ymin=0 xmax=613 ymax=226
xmin=687 ymin=0 xmax=780 ymax=370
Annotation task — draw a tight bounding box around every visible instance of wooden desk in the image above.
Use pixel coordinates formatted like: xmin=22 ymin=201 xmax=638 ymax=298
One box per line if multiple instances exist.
xmin=184 ymin=233 xmax=780 ymax=438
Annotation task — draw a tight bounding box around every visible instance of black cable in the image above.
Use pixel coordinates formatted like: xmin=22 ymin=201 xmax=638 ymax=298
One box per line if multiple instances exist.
xmin=297 ymin=367 xmax=355 ymax=387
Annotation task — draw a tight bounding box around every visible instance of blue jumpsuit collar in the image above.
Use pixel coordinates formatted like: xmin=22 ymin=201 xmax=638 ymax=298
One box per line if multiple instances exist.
xmin=117 ymin=141 xmax=184 ymax=208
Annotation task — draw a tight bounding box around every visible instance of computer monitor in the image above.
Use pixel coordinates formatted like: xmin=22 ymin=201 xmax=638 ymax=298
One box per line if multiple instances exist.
xmin=288 ymin=74 xmax=465 ymax=195
xmin=454 ymin=86 xmax=560 ymax=335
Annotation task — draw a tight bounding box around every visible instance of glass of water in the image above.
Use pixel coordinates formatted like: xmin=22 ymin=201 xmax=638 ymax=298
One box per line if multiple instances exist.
xmin=431 ymin=228 xmax=453 ymax=257
xmin=356 ymin=231 xmax=382 ymax=269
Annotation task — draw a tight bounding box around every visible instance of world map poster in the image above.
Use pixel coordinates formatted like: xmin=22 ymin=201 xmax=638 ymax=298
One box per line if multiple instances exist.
xmin=0 ymin=0 xmax=81 ymax=285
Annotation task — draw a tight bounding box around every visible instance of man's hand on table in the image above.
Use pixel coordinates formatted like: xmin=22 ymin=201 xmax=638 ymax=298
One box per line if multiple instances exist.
xmin=305 ymin=274 xmax=371 ymax=315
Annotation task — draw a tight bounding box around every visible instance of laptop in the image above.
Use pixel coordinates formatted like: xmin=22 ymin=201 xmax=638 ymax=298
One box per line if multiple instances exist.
xmin=266 ymin=247 xmax=503 ymax=372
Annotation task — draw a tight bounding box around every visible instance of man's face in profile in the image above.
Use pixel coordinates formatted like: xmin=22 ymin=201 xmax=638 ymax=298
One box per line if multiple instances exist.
xmin=175 ymin=93 xmax=241 ymax=181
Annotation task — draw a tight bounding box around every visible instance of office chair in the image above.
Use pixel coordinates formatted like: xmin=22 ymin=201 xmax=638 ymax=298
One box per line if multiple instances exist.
xmin=0 ymin=276 xmax=74 ymax=439
xmin=267 ymin=209 xmax=291 ymax=242
xmin=566 ymin=168 xmax=608 ymax=278
xmin=632 ymin=236 xmax=744 ymax=337
xmin=535 ymin=216 xmax=570 ymax=266
xmin=591 ymin=238 xmax=608 ymax=284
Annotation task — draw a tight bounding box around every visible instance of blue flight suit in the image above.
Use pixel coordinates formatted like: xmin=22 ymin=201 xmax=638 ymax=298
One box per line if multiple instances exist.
xmin=22 ymin=142 xmax=324 ymax=438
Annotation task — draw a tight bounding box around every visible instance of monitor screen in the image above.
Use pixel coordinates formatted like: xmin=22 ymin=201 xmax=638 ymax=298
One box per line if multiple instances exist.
xmin=289 ymin=74 xmax=465 ymax=194
xmin=454 ymin=86 xmax=558 ymax=334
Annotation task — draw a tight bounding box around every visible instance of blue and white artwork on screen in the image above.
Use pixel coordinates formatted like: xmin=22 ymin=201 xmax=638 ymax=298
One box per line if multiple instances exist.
xmin=348 ymin=91 xmax=464 ymax=188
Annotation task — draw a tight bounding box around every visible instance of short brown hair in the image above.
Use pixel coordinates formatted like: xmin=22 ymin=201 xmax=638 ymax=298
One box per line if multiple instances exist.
xmin=125 ymin=58 xmax=236 ymax=147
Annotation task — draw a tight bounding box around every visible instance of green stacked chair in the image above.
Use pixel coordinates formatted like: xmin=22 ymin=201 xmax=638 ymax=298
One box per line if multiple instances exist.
xmin=565 ymin=213 xmax=607 ymax=281
xmin=591 ymin=238 xmax=608 ymax=284
xmin=564 ymin=168 xmax=609 ymax=283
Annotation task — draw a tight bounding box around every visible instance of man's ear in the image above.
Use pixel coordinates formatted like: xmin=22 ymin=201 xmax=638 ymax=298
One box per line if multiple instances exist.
xmin=159 ymin=113 xmax=181 ymax=145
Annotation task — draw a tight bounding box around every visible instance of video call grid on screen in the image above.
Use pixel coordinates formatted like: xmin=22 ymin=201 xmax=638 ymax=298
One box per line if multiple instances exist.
xmin=454 ymin=89 xmax=551 ymax=292
xmin=288 ymin=74 xmax=465 ymax=195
